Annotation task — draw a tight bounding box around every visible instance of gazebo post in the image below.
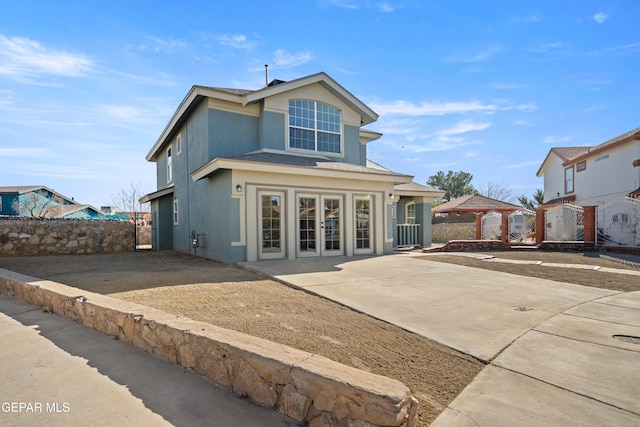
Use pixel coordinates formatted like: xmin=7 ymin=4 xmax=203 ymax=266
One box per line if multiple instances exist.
xmin=475 ymin=213 xmax=482 ymax=240
xmin=501 ymin=211 xmax=509 ymax=245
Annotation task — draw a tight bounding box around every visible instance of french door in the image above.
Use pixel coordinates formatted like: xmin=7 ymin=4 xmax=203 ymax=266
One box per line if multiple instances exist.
xmin=297 ymin=194 xmax=343 ymax=257
xmin=259 ymin=191 xmax=285 ymax=259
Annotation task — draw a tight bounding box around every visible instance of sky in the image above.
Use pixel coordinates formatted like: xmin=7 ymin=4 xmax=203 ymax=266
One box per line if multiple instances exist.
xmin=1 ymin=1 xmax=639 ymax=209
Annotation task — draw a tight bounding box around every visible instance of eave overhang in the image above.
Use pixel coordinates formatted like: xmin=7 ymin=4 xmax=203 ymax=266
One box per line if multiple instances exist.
xmin=139 ymin=187 xmax=174 ymax=204
xmin=191 ymin=158 xmax=412 ymax=184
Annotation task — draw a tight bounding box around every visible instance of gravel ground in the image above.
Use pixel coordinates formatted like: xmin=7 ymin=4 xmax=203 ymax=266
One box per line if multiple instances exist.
xmin=0 ymin=251 xmax=483 ymax=426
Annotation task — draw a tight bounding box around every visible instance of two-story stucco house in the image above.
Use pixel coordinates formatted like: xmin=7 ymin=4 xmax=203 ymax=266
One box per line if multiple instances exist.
xmin=142 ymin=72 xmax=443 ymax=263
xmin=537 ymin=127 xmax=640 ymax=206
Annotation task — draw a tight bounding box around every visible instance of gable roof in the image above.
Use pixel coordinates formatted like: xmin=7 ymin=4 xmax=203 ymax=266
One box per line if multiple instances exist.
xmin=536 ymin=147 xmax=590 ymax=177
xmin=536 ymin=127 xmax=640 ymax=177
xmin=432 ymin=194 xmax=521 ymax=214
xmin=0 ymin=185 xmax=75 ymax=204
xmin=146 ymin=72 xmax=379 ymax=162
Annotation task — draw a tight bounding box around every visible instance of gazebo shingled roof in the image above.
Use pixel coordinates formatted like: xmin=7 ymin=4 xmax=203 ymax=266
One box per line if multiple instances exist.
xmin=432 ymin=194 xmax=521 ymax=215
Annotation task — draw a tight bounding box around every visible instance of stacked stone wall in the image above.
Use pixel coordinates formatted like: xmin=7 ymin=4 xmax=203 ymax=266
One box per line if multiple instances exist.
xmin=432 ymin=222 xmax=475 ymax=243
xmin=0 ymin=270 xmax=418 ymax=426
xmin=0 ymin=217 xmax=134 ymax=256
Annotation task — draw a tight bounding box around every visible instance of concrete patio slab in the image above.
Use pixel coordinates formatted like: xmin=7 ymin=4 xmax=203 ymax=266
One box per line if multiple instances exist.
xmin=431 ymin=365 xmax=640 ymax=427
xmin=242 ymin=255 xmax=617 ymax=362
xmin=597 ymin=290 xmax=640 ymax=310
xmin=493 ymin=330 xmax=640 ymax=415
xmin=564 ymin=301 xmax=640 ymax=327
xmin=534 ymin=313 xmax=640 ymax=352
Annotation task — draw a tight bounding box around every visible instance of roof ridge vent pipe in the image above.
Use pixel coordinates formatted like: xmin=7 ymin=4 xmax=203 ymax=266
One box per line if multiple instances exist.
xmin=265 ymin=64 xmax=269 ymax=87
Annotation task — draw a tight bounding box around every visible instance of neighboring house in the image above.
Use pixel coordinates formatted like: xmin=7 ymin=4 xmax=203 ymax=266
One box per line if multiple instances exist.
xmin=142 ymin=72 xmax=443 ymax=263
xmin=0 ymin=186 xmax=103 ymax=219
xmin=537 ymin=127 xmax=640 ymax=206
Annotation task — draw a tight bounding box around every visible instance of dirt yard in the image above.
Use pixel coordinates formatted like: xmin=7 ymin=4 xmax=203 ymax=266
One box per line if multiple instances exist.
xmin=0 ymin=251 xmax=482 ymax=426
xmin=3 ymin=249 xmax=638 ymax=425
xmin=421 ymin=250 xmax=640 ymax=292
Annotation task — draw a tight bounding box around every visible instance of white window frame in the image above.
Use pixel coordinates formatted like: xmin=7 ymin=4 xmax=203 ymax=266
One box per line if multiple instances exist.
xmin=176 ymin=133 xmax=182 ymax=155
xmin=173 ymin=198 xmax=179 ymax=225
xmin=564 ymin=166 xmax=574 ymax=194
xmin=288 ymin=99 xmax=343 ymax=155
xmin=167 ymin=145 xmax=173 ymax=184
xmin=405 ymin=202 xmax=416 ymax=224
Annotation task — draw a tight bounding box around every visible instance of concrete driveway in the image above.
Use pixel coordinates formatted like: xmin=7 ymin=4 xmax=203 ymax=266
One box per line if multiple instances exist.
xmin=242 ymin=253 xmax=640 ymax=426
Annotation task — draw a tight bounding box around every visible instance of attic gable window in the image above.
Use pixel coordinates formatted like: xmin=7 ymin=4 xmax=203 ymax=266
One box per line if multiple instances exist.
xmin=289 ymin=100 xmax=341 ymax=154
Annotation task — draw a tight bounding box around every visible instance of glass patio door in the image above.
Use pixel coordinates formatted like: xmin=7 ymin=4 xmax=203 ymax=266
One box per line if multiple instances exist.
xmin=354 ymin=197 xmax=373 ymax=254
xmin=259 ymin=191 xmax=285 ymax=259
xmin=297 ymin=194 xmax=343 ymax=257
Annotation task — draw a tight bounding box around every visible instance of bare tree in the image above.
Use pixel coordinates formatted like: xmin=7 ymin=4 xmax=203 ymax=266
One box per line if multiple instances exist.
xmin=12 ymin=190 xmax=65 ymax=218
xmin=476 ymin=181 xmax=516 ymax=203
xmin=111 ymin=182 xmax=149 ymax=214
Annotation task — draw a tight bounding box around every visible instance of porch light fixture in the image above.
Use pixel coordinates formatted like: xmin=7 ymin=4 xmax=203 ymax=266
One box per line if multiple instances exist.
xmin=236 ymin=184 xmax=243 ymax=192
xmin=388 ymin=193 xmax=394 ymax=200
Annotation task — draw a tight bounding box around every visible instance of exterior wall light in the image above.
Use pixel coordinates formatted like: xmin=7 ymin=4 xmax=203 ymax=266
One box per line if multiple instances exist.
xmin=236 ymin=184 xmax=243 ymax=192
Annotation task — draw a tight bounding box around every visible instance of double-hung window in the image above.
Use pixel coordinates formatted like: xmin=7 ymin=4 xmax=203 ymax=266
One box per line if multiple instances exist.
xmin=289 ymin=100 xmax=341 ymax=154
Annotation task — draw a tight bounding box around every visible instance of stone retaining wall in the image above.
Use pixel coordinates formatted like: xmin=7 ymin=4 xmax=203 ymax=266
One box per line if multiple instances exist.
xmin=432 ymin=223 xmax=475 ymax=243
xmin=0 ymin=217 xmax=134 ymax=256
xmin=0 ymin=270 xmax=418 ymax=427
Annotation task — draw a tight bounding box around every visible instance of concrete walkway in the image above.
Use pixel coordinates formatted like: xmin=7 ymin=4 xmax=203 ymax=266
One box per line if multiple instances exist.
xmin=242 ymin=253 xmax=640 ymax=426
xmin=0 ymin=295 xmax=296 ymax=427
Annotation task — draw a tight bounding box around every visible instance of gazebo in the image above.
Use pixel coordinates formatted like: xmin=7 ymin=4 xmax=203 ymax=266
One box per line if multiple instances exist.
xmin=433 ymin=194 xmax=524 ymax=241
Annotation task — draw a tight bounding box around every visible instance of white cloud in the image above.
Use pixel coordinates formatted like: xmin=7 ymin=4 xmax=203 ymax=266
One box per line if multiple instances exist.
xmin=526 ymin=41 xmax=564 ymax=53
xmin=376 ymin=2 xmax=394 ymax=12
xmin=272 ymin=49 xmax=311 ymax=68
xmin=371 ymin=100 xmax=499 ymax=116
xmin=490 ymin=82 xmax=528 ymax=90
xmin=430 ymin=120 xmax=492 ymax=137
xmin=217 ymin=34 xmax=256 ymax=50
xmin=510 ymin=15 xmax=539 ymax=24
xmin=443 ymin=46 xmax=502 ymax=63
xmin=136 ymin=36 xmax=188 ymax=54
xmin=0 ymin=35 xmax=93 ymax=79
xmin=543 ymin=135 xmax=573 ymax=144
xmin=505 ymin=160 xmax=543 ymax=169
xmin=593 ymin=13 xmax=608 ymax=23
xmin=371 ymin=99 xmax=536 ymax=116
xmin=330 ymin=0 xmax=359 ymax=9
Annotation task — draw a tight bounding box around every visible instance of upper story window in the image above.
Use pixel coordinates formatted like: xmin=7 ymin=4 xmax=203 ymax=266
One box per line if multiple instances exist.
xmin=576 ymin=161 xmax=586 ymax=172
xmin=167 ymin=146 xmax=173 ymax=184
xmin=289 ymin=100 xmax=341 ymax=154
xmin=564 ymin=166 xmax=574 ymax=194
xmin=176 ymin=133 xmax=182 ymax=155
